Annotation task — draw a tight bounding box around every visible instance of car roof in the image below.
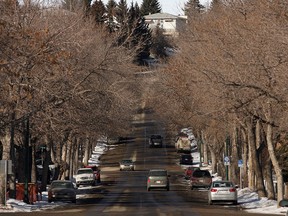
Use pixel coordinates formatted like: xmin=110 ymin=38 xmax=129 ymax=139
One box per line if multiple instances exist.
xmin=213 ymin=180 xmax=233 ymax=183
xmin=51 ymin=180 xmax=73 ymax=183
xmin=149 ymin=169 xmax=167 ymax=172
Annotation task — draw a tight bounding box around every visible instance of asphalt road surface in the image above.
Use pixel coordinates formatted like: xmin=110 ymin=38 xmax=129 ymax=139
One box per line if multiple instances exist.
xmin=1 ymin=120 xmax=273 ymax=216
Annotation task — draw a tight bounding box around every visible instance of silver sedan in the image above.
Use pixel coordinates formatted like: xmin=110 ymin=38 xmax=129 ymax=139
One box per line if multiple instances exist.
xmin=119 ymin=159 xmax=135 ymax=171
xmin=208 ymin=181 xmax=238 ymax=205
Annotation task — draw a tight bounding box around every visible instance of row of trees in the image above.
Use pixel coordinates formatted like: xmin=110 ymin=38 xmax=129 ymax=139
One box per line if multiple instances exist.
xmin=0 ymin=0 xmax=152 ymax=203
xmin=148 ymin=0 xmax=288 ymax=206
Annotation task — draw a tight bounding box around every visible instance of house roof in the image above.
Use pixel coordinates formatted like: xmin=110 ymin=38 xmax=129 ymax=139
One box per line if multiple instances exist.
xmin=144 ymin=13 xmax=184 ymax=20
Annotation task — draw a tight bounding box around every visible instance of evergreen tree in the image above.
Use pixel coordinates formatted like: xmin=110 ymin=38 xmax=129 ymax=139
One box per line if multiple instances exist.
xmin=184 ymin=0 xmax=204 ymax=16
xmin=116 ymin=2 xmax=152 ymax=65
xmin=105 ymin=0 xmax=118 ymax=32
xmin=150 ymin=26 xmax=173 ymax=59
xmin=140 ymin=0 xmax=161 ymax=16
xmin=62 ymin=0 xmax=89 ymax=12
xmin=90 ymin=0 xmax=106 ymax=24
xmin=116 ymin=0 xmax=128 ymax=25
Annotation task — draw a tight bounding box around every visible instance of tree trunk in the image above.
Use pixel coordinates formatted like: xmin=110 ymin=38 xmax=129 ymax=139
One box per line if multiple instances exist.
xmin=267 ymin=122 xmax=283 ymax=206
xmin=209 ymin=144 xmax=217 ymax=174
xmin=73 ymin=138 xmax=80 ymax=175
xmin=247 ymin=119 xmax=266 ymax=197
xmin=241 ymin=127 xmax=249 ymax=188
xmin=230 ymin=124 xmax=239 ymax=184
xmin=41 ymin=136 xmax=52 ymax=191
xmin=203 ymin=135 xmax=208 ymax=166
xmin=83 ymin=135 xmax=91 ymax=166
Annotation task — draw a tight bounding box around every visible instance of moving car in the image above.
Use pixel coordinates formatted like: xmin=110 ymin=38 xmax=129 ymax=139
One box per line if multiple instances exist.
xmin=190 ymin=169 xmax=212 ymax=190
xmin=76 ymin=168 xmax=96 ymax=187
xmin=147 ymin=169 xmax=169 ymax=191
xmin=119 ymin=159 xmax=135 ymax=171
xmin=180 ymin=154 xmax=193 ymax=165
xmin=48 ymin=180 xmax=77 ymax=203
xmin=175 ymin=136 xmax=191 ymax=153
xmin=84 ymin=165 xmax=101 ymax=183
xmin=208 ymin=181 xmax=238 ymax=205
xmin=149 ymin=134 xmax=163 ymax=148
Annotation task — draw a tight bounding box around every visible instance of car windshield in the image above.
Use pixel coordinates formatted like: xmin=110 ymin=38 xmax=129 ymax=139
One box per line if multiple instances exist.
xmin=182 ymin=155 xmax=192 ymax=159
xmin=52 ymin=182 xmax=73 ymax=189
xmin=193 ymin=171 xmax=211 ymax=177
xmin=149 ymin=170 xmax=167 ymax=176
xmin=77 ymin=169 xmax=93 ymax=174
xmin=121 ymin=160 xmax=132 ymax=163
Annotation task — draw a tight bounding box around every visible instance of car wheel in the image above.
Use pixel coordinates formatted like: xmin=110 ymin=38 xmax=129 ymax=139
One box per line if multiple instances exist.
xmin=233 ymin=201 xmax=238 ymax=205
xmin=191 ymin=186 xmax=194 ymax=190
xmin=208 ymin=199 xmax=212 ymax=205
xmin=76 ymin=184 xmax=80 ymax=188
xmin=147 ymin=187 xmax=150 ymax=191
xmin=72 ymin=199 xmax=76 ymax=204
xmin=48 ymin=199 xmax=52 ymax=203
xmin=167 ymin=187 xmax=170 ymax=191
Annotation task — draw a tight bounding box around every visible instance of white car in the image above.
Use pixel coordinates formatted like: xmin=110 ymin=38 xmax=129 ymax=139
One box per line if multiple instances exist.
xmin=208 ymin=181 xmax=238 ymax=205
xmin=76 ymin=168 xmax=96 ymax=187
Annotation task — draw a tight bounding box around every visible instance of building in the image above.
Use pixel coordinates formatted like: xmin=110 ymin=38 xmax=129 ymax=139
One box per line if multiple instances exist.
xmin=144 ymin=13 xmax=187 ymax=37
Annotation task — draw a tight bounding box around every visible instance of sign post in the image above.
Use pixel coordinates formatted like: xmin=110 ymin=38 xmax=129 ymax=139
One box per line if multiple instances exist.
xmin=224 ymin=156 xmax=230 ymax=180
xmin=238 ymin=159 xmax=243 ymax=188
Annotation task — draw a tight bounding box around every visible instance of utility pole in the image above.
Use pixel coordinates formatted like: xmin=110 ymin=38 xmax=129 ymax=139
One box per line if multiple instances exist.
xmin=23 ymin=117 xmax=30 ymax=204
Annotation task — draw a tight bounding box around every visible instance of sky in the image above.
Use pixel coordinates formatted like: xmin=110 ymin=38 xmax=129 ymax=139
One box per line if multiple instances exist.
xmin=99 ymin=0 xmax=212 ymax=16
xmin=1 ymin=140 xmax=288 ymax=215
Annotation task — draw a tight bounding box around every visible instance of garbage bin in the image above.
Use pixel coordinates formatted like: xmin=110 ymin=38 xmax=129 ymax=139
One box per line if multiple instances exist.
xmin=28 ymin=183 xmax=37 ymax=204
xmin=16 ymin=183 xmax=25 ymax=201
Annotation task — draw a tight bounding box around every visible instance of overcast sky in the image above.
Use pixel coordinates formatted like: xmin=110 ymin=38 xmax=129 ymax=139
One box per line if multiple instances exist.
xmin=99 ymin=0 xmax=211 ymax=16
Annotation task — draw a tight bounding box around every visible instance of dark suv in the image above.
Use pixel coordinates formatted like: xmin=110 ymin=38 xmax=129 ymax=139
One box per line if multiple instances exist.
xmin=149 ymin=135 xmax=163 ymax=148
xmin=190 ymin=169 xmax=212 ymax=190
xmin=180 ymin=154 xmax=193 ymax=165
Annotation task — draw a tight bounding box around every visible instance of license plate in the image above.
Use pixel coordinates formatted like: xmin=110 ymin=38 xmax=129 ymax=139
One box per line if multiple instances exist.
xmin=218 ymin=191 xmax=230 ymax=194
xmin=199 ymin=179 xmax=203 ymax=182
xmin=156 ymin=180 xmax=161 ymax=183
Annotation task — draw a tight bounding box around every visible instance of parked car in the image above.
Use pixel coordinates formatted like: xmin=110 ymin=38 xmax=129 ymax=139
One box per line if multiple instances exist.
xmin=180 ymin=154 xmax=193 ymax=165
xmin=76 ymin=168 xmax=96 ymax=187
xmin=190 ymin=169 xmax=212 ymax=190
xmin=147 ymin=169 xmax=169 ymax=191
xmin=84 ymin=165 xmax=101 ymax=183
xmin=48 ymin=180 xmax=77 ymax=203
xmin=208 ymin=181 xmax=238 ymax=205
xmin=119 ymin=159 xmax=135 ymax=171
xmin=184 ymin=167 xmax=199 ymax=179
xmin=149 ymin=134 xmax=163 ymax=148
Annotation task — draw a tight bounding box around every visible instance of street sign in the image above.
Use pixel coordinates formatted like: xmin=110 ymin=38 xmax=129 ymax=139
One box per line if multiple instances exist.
xmin=238 ymin=159 xmax=243 ymax=168
xmin=224 ymin=156 xmax=230 ymax=166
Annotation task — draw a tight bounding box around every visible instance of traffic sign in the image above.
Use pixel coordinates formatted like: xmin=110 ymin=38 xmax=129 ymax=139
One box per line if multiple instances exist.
xmin=238 ymin=159 xmax=243 ymax=168
xmin=224 ymin=156 xmax=230 ymax=166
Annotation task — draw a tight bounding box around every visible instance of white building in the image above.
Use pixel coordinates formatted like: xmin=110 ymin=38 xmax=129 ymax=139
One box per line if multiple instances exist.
xmin=144 ymin=13 xmax=187 ymax=37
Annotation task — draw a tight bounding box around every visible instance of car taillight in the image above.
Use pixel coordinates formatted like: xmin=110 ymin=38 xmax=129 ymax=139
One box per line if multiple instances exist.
xmin=147 ymin=178 xmax=151 ymax=183
xmin=229 ymin=188 xmax=236 ymax=192
xmin=210 ymin=188 xmax=217 ymax=192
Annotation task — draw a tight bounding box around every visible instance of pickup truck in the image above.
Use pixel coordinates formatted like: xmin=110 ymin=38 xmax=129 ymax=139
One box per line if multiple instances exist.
xmin=175 ymin=137 xmax=191 ymax=153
